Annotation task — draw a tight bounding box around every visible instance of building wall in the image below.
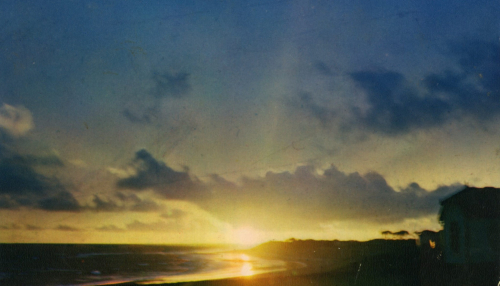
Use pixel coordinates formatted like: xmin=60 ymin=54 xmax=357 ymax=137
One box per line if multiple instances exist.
xmin=443 ymin=204 xmax=500 ymax=264
xmin=442 ymin=204 xmax=467 ymax=264
xmin=467 ymin=218 xmax=498 ymax=263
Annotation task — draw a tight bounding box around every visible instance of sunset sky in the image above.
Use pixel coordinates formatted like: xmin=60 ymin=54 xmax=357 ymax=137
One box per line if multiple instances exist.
xmin=1 ymin=0 xmax=499 ymax=245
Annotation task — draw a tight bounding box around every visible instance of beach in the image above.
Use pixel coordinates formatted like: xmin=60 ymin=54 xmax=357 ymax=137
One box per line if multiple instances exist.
xmin=3 ymin=240 xmax=496 ymax=286
xmin=111 ymin=240 xmax=422 ymax=286
xmin=113 ymin=258 xmax=420 ymax=286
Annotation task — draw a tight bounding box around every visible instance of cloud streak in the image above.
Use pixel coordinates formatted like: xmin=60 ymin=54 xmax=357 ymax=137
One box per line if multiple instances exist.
xmin=55 ymin=225 xmax=80 ymax=231
xmin=121 ymin=69 xmax=192 ymax=125
xmin=122 ymin=108 xmax=154 ymax=124
xmin=87 ymin=192 xmax=161 ymax=212
xmin=151 ymin=71 xmax=191 ymax=99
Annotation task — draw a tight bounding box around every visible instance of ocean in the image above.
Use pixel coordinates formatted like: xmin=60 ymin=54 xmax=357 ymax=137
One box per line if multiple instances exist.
xmin=0 ymin=244 xmax=287 ymax=286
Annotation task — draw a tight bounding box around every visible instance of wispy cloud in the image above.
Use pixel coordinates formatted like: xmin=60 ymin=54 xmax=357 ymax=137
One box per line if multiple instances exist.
xmin=96 ymin=224 xmax=125 ymax=232
xmin=122 ymin=108 xmax=155 ymax=125
xmin=86 ymin=192 xmax=161 ymax=212
xmin=151 ymin=71 xmax=191 ymax=99
xmin=25 ymin=224 xmax=43 ymax=230
xmin=55 ymin=225 xmax=80 ymax=231
xmin=0 ymin=223 xmax=21 ymax=230
xmin=121 ymin=69 xmax=192 ymax=125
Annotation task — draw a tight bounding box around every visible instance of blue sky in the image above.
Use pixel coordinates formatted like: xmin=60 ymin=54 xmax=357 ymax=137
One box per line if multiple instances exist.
xmin=0 ymin=0 xmax=499 ymax=244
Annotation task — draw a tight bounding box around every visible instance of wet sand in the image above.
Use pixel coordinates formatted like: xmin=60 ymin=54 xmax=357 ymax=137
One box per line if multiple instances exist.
xmin=112 ymin=271 xmax=416 ymax=286
xmin=112 ymin=239 xmax=422 ymax=286
xmin=112 ymin=258 xmax=420 ymax=286
xmin=112 ymin=269 xmax=352 ymax=286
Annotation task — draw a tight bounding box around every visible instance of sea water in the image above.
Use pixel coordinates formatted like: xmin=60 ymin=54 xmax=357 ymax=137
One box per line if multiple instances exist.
xmin=0 ymin=244 xmax=287 ymax=285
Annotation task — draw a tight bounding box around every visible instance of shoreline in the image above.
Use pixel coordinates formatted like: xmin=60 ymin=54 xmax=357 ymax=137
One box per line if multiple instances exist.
xmin=104 ymin=269 xmax=335 ymax=286
xmin=102 ymin=256 xmax=399 ymax=286
xmin=105 ymin=262 xmax=405 ymax=286
xmin=100 ymin=239 xmax=422 ymax=286
xmin=106 ymin=259 xmax=315 ymax=286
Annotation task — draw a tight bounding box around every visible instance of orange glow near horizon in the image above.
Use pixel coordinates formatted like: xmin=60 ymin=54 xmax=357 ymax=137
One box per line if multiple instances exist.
xmin=229 ymin=227 xmax=265 ymax=247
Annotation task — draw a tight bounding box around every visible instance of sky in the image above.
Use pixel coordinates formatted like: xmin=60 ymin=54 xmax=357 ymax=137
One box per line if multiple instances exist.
xmin=0 ymin=0 xmax=499 ymax=245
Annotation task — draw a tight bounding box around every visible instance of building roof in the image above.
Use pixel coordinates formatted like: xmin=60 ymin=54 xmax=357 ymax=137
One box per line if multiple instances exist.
xmin=439 ymin=186 xmax=500 ymax=219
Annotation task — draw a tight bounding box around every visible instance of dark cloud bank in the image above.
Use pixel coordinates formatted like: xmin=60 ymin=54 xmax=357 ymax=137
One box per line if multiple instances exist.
xmin=0 ymin=143 xmax=80 ymax=211
xmin=0 ymin=134 xmax=461 ymax=232
xmin=0 ymin=107 xmax=81 ymax=211
xmin=117 ymin=149 xmax=204 ymax=200
xmin=0 ymin=132 xmax=161 ymax=213
xmin=299 ymin=40 xmax=500 ymax=136
xmin=117 ymin=149 xmax=461 ymax=230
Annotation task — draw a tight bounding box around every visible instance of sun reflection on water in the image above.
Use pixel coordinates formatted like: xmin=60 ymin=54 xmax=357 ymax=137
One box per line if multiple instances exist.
xmin=238 ymin=254 xmax=254 ymax=276
xmin=240 ymin=262 xmax=254 ymax=276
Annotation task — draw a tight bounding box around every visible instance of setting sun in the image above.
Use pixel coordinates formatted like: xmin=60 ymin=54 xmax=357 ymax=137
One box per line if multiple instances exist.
xmin=229 ymin=227 xmax=264 ymax=246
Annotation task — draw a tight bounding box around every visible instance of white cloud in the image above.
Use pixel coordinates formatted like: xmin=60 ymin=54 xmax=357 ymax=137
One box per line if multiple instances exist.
xmin=107 ymin=166 xmax=137 ymax=178
xmin=0 ymin=103 xmax=34 ymax=137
